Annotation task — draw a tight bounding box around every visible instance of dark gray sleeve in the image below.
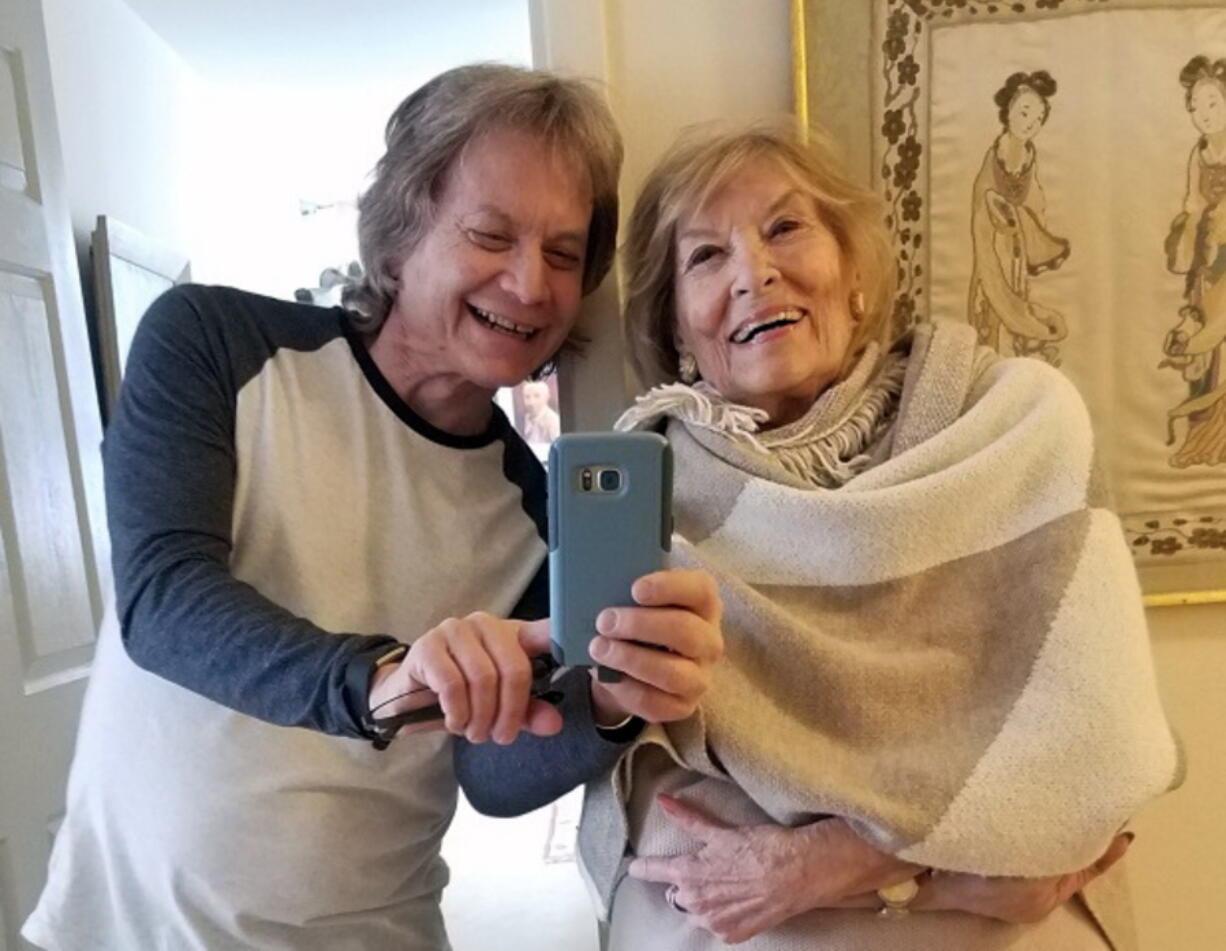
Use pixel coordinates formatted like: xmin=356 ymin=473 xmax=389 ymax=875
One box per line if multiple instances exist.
xmin=453 ymin=668 xmax=629 ymax=816
xmin=452 ymin=551 xmax=633 ymax=814
xmin=106 ymin=286 xmax=396 ymax=737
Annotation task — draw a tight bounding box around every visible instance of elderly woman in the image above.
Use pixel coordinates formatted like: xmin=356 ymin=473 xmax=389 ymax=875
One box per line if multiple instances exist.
xmin=570 ymin=127 xmax=1178 ymax=950
xmin=22 ymin=65 xmax=723 ymax=951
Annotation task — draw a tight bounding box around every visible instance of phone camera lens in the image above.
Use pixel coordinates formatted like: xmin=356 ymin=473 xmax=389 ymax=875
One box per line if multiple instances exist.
xmin=581 ymin=468 xmax=593 ymax=491
xmin=598 ymin=469 xmax=621 ymax=492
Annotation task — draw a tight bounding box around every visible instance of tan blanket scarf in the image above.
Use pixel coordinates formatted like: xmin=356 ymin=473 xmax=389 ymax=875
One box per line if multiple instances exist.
xmin=580 ymin=319 xmax=1180 ymax=919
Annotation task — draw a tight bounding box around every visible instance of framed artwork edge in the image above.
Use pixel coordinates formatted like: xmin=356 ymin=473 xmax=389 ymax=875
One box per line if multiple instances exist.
xmin=794 ymin=0 xmax=1226 ymax=606
xmin=1138 ymin=563 xmax=1226 ymax=607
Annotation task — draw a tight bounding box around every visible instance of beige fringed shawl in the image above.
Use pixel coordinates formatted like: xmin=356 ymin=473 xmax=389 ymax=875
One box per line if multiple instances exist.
xmin=579 ymin=320 xmax=1179 ymax=943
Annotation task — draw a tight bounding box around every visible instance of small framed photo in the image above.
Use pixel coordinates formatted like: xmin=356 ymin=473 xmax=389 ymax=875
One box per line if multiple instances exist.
xmin=499 ymin=376 xmax=561 ymax=463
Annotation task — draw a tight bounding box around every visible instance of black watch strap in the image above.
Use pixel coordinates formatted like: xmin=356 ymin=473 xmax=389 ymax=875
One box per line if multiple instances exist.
xmin=342 ymin=642 xmax=407 ymax=745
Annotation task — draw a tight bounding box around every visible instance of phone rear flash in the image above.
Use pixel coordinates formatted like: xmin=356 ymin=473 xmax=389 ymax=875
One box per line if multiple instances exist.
xmin=578 ymin=466 xmax=622 ymax=493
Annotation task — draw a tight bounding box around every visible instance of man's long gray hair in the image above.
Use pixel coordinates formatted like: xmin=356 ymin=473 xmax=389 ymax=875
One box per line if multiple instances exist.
xmin=343 ymin=63 xmax=623 ymax=335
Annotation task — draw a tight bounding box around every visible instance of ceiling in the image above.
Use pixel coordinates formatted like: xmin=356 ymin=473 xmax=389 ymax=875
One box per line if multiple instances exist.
xmin=122 ymin=0 xmax=533 ymax=87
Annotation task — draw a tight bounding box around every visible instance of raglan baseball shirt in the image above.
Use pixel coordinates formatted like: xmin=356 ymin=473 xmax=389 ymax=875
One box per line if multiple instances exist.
xmin=23 ymin=285 xmax=623 ymax=951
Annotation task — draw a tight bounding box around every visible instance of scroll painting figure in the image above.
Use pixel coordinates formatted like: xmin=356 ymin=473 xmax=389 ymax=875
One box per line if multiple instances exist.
xmin=1162 ymin=55 xmax=1226 ymax=467
xmin=968 ymin=71 xmax=1070 ymax=365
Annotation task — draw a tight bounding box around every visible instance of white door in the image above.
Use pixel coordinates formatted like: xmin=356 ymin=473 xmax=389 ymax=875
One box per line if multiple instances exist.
xmin=0 ymin=1 xmax=108 ymax=947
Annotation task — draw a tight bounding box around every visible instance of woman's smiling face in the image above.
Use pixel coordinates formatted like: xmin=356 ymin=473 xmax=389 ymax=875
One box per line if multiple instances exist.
xmin=672 ymin=157 xmax=856 ymax=427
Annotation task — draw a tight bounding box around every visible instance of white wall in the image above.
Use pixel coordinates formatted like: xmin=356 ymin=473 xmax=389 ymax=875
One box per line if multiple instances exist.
xmin=604 ymin=0 xmax=794 ymax=206
xmin=182 ymin=23 xmax=534 ymax=300
xmin=42 ymin=0 xmax=533 ymax=303
xmin=183 ymin=78 xmax=429 ymax=300
xmin=41 ymin=0 xmax=205 ymax=269
xmin=1130 ymin=604 xmax=1226 ymax=951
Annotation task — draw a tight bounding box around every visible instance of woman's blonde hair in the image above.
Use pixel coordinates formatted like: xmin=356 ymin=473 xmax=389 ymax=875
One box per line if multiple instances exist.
xmin=345 ymin=63 xmax=623 ymax=336
xmin=623 ymin=123 xmax=896 ymax=387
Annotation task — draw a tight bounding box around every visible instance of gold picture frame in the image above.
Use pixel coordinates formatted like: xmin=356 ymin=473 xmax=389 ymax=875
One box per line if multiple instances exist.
xmin=793 ymin=0 xmax=1226 ymax=608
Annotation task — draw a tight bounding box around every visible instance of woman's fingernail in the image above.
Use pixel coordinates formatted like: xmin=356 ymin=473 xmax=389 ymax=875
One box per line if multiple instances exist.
xmin=633 ymin=579 xmax=653 ymax=602
xmin=589 ymin=637 xmax=608 ymax=658
xmin=596 ymin=610 xmax=618 ymax=634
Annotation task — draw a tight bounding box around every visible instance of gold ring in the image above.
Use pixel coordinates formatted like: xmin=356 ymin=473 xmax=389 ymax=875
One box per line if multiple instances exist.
xmin=877 ymin=876 xmax=920 ymax=918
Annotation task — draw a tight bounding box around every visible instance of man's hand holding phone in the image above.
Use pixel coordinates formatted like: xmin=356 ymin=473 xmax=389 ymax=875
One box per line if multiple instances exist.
xmin=586 ymin=568 xmax=724 ymax=727
xmin=368 ymin=615 xmax=564 ymax=745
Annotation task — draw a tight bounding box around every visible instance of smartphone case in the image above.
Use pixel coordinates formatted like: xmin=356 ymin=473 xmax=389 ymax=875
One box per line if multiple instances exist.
xmin=547 ymin=432 xmax=673 ymax=670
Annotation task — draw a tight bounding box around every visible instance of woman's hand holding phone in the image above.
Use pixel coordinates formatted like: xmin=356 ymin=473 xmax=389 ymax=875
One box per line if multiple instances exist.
xmin=586 ymin=568 xmax=724 ymax=726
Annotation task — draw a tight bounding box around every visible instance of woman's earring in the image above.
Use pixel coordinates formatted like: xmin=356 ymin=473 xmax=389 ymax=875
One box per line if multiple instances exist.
xmin=850 ymin=290 xmax=866 ymax=321
xmin=678 ymin=351 xmax=699 ymax=384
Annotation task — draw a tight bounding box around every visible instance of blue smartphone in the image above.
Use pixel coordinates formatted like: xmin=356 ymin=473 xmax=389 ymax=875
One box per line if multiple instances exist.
xmin=547 ymin=432 xmax=673 ymax=677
